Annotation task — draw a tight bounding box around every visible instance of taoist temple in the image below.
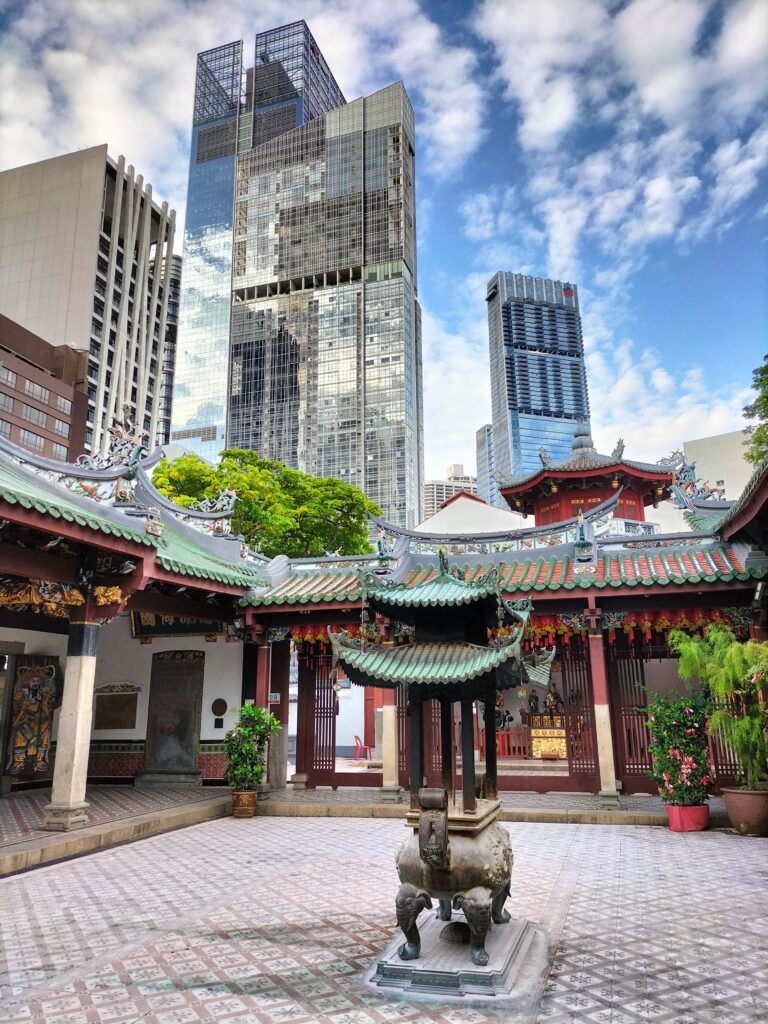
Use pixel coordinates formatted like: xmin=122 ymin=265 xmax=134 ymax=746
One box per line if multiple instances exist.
xmin=0 ymin=420 xmax=766 ymax=827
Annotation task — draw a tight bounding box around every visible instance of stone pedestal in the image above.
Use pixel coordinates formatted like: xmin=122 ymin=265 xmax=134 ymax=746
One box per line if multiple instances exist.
xmin=290 ymin=772 xmax=309 ymax=790
xmin=43 ymin=624 xmax=99 ymax=832
xmin=367 ymin=912 xmax=547 ymax=998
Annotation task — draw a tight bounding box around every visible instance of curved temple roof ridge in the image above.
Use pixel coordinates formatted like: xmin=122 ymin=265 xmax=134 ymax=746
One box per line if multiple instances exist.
xmin=370 ymin=489 xmax=623 ymax=546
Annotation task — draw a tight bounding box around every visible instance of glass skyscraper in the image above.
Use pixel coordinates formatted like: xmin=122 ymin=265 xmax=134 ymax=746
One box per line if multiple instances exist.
xmin=172 ymin=22 xmax=423 ymax=526
xmin=486 ymin=272 xmax=590 ymax=482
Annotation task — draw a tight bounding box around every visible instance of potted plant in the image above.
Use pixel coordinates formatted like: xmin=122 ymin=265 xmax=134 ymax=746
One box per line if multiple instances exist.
xmin=224 ymin=703 xmax=281 ymax=818
xmin=643 ymin=685 xmax=714 ymax=831
xmin=671 ymin=626 xmax=768 ymax=836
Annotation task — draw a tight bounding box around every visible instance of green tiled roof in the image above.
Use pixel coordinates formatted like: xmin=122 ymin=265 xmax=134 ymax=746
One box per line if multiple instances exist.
xmin=684 ymin=456 xmax=768 ymax=535
xmin=243 ymin=570 xmax=361 ymax=606
xmin=0 ymin=457 xmax=265 ymax=589
xmin=156 ymin=522 xmax=265 ymax=588
xmin=0 ymin=458 xmax=153 ymax=546
xmin=329 ymin=633 xmax=523 ymax=687
xmin=244 ymin=545 xmax=764 ymax=607
xmin=365 ymin=568 xmax=498 ymax=607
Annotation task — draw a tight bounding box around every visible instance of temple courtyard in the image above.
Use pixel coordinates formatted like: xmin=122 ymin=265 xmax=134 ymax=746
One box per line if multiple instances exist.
xmin=1 ymin=815 xmax=766 ymax=1024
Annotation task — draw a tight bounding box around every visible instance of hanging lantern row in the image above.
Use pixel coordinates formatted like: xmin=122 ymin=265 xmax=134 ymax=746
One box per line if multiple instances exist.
xmin=487 ymin=607 xmax=752 ymax=649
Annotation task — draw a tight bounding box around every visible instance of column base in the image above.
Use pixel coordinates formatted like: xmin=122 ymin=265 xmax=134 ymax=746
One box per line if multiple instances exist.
xmin=379 ymin=784 xmax=403 ymax=804
xmin=598 ymin=788 xmax=621 ymax=808
xmin=42 ymin=802 xmax=90 ymax=831
xmin=0 ymin=775 xmax=11 ymax=797
xmin=290 ymin=772 xmax=309 ymax=790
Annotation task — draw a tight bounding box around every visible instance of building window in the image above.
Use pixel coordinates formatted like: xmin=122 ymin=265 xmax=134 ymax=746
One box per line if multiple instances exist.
xmin=0 ymin=393 xmax=12 ymax=414
xmin=0 ymin=420 xmax=10 ymax=438
xmin=24 ymin=380 xmax=50 ymax=403
xmin=21 ymin=404 xmax=47 ymax=428
xmin=0 ymin=367 xmax=17 ymax=388
xmin=53 ymin=418 xmax=70 ymax=438
xmin=19 ymin=429 xmax=44 ymax=452
xmin=51 ymin=442 xmax=68 ymax=461
xmin=57 ymin=395 xmax=72 ymax=415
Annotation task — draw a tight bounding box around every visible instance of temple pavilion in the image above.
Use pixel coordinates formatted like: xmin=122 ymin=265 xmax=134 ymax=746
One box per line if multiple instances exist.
xmin=0 ymin=420 xmax=766 ymax=827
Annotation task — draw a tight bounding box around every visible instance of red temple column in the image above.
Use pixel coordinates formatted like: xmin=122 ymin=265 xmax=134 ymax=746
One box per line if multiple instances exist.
xmin=585 ymin=598 xmax=620 ymax=805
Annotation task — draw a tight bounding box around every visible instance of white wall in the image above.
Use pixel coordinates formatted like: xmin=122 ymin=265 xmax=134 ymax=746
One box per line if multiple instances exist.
xmin=0 ymin=614 xmax=244 ymax=742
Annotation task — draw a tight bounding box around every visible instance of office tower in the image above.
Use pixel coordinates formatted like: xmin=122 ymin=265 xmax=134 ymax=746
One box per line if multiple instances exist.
xmin=155 ymin=255 xmax=182 ymax=445
xmin=475 ymin=423 xmax=504 ymax=507
xmin=486 ymin=272 xmax=590 ymax=481
xmin=173 ymin=22 xmax=423 ymax=526
xmin=0 ymin=145 xmax=176 ymax=453
xmin=423 ymin=464 xmax=477 ymax=520
xmin=0 ymin=314 xmax=89 ymax=460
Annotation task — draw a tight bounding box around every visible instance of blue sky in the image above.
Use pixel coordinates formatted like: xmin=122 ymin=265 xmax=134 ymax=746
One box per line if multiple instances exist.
xmin=1 ymin=0 xmax=766 ymax=477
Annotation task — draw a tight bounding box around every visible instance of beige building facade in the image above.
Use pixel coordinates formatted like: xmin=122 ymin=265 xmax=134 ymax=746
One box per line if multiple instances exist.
xmin=684 ymin=429 xmax=753 ymax=500
xmin=0 ymin=146 xmax=175 ymax=452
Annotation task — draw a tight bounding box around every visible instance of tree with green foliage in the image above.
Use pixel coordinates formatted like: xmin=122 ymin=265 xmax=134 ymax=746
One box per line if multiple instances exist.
xmin=152 ymin=448 xmax=380 ymax=559
xmin=743 ymin=353 xmax=768 ymax=465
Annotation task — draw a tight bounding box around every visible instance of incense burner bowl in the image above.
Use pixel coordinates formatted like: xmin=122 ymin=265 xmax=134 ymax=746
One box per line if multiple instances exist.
xmin=394 ymin=792 xmax=512 ymax=966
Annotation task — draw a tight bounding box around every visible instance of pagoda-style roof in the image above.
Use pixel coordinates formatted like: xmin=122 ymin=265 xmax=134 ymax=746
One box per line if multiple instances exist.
xmin=363 ymin=564 xmax=500 ymax=609
xmin=496 ymin=421 xmax=672 ymax=513
xmin=242 ymin=543 xmax=762 ymax=608
xmin=0 ymin=434 xmax=266 ymax=593
xmin=328 ymin=632 xmax=525 ymax=689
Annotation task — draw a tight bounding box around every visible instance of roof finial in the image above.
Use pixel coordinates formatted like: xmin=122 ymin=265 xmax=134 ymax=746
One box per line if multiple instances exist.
xmin=571 ymin=418 xmax=595 ymax=453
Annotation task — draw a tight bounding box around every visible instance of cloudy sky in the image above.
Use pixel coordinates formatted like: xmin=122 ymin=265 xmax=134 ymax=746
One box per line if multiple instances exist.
xmin=1 ymin=0 xmax=766 ymax=478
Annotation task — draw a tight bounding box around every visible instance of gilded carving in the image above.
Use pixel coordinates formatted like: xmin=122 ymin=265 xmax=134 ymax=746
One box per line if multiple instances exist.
xmin=0 ymin=578 xmax=85 ymax=617
xmin=93 ymin=585 xmax=122 ymax=606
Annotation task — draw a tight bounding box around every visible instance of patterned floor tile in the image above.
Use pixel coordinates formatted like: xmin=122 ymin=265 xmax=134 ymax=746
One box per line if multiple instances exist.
xmin=0 ymin=818 xmax=766 ymax=1024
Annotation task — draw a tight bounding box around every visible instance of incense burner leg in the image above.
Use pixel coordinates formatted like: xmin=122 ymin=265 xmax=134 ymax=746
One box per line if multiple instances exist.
xmin=396 ymin=883 xmax=432 ymax=961
xmin=492 ymin=881 xmax=511 ymax=924
xmin=454 ymin=886 xmax=492 ymax=966
xmin=437 ymin=898 xmax=452 ymax=921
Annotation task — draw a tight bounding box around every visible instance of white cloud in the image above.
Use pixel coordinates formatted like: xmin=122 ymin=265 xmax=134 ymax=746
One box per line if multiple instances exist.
xmin=612 ymin=0 xmax=707 ymax=124
xmin=0 ymin=0 xmax=487 ymax=235
xmin=476 ymin=0 xmax=609 ymax=151
xmin=420 ymin=308 xmax=491 ymax=478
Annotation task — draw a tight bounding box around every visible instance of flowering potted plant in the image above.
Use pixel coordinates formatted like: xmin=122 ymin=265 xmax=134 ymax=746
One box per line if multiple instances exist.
xmin=224 ymin=703 xmax=281 ymax=818
xmin=671 ymin=626 xmax=768 ymax=836
xmin=643 ymin=686 xmax=713 ymax=832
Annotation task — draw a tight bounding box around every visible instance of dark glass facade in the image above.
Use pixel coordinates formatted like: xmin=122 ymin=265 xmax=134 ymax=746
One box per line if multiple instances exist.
xmin=229 ymin=82 xmax=422 ymax=525
xmin=173 ymin=23 xmax=423 ymax=524
xmin=486 ymin=272 xmax=590 ymax=480
xmin=171 ymin=41 xmax=243 ymax=460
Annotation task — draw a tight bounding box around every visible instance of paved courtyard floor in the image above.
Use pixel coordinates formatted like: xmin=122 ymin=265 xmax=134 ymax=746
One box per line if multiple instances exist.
xmin=1 ymin=817 xmax=766 ymax=1024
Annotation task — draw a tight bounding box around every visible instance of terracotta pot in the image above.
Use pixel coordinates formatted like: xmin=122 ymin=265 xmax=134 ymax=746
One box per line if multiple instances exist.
xmin=722 ymin=787 xmax=768 ymax=836
xmin=666 ymin=804 xmax=709 ymax=832
xmin=232 ymin=790 xmax=258 ymax=818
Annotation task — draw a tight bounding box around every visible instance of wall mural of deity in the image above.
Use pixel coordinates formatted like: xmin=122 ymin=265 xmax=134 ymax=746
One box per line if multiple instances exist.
xmin=4 ymin=656 xmax=62 ymax=775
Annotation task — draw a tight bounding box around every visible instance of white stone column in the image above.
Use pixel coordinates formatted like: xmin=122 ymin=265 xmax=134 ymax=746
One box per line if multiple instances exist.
xmin=586 ymin=607 xmax=620 ymax=807
xmin=43 ymin=621 xmax=99 ymax=831
xmin=380 ymin=701 xmax=402 ymax=802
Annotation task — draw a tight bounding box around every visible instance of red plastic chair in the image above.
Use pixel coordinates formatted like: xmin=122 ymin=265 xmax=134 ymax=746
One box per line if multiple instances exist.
xmin=354 ymin=735 xmax=372 ymax=760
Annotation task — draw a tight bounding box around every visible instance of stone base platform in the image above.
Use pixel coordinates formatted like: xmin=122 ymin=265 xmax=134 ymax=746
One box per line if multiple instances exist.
xmin=366 ymin=909 xmax=548 ymax=999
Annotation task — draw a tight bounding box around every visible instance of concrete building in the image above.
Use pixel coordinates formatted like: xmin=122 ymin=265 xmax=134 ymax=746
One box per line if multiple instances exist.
xmin=0 ymin=314 xmax=88 ymax=460
xmin=486 ymin=272 xmax=590 ymax=482
xmin=0 ymin=145 xmax=176 ymax=452
xmin=423 ymin=464 xmax=477 ymax=519
xmin=155 ymin=255 xmax=182 ymax=446
xmin=684 ymin=430 xmax=753 ymax=500
xmin=172 ymin=22 xmax=423 ymax=526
